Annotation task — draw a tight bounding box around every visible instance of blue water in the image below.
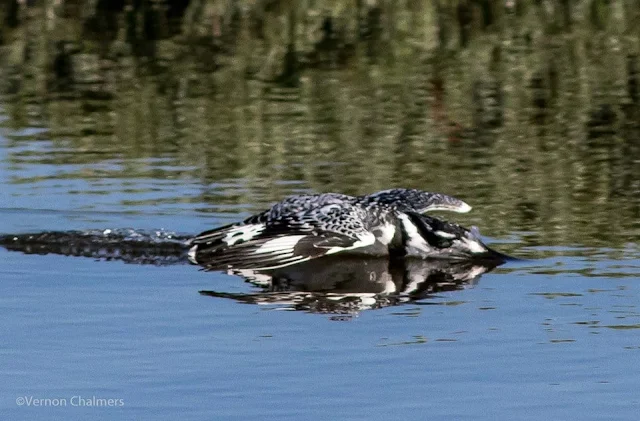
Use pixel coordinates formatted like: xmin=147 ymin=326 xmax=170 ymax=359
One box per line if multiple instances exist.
xmin=2 ymin=245 xmax=639 ymax=420
xmin=1 ymin=118 xmax=639 ymax=421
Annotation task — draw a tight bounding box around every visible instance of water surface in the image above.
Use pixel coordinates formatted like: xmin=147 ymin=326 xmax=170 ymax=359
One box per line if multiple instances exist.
xmin=1 ymin=2 xmax=639 ymax=420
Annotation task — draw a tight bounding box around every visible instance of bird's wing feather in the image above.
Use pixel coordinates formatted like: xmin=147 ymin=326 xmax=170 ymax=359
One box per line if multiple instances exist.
xmin=361 ymin=188 xmax=472 ymax=213
xmin=189 ymin=204 xmax=375 ymax=270
xmin=196 ymin=232 xmax=367 ymax=270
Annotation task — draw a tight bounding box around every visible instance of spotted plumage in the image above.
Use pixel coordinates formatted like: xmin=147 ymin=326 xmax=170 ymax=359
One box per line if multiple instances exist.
xmin=188 ymin=188 xmax=497 ymax=271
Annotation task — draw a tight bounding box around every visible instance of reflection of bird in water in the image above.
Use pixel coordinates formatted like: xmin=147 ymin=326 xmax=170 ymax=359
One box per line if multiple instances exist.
xmin=189 ymin=188 xmax=508 ymax=271
xmin=199 ymin=255 xmax=504 ymax=317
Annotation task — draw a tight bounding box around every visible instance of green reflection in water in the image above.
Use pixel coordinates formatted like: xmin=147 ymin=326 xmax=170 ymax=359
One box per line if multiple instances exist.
xmin=0 ymin=1 xmax=638 ymax=248
xmin=529 ymin=292 xmax=583 ymax=299
xmin=604 ymin=324 xmax=640 ymax=330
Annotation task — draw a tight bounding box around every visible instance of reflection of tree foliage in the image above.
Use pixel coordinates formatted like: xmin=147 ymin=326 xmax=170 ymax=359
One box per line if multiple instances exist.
xmin=0 ymin=1 xmax=638 ymax=246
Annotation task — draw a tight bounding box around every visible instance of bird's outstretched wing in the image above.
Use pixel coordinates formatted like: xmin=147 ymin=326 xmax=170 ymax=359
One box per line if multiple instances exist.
xmin=188 ymin=204 xmax=376 ymax=270
xmin=359 ymin=188 xmax=471 ymax=213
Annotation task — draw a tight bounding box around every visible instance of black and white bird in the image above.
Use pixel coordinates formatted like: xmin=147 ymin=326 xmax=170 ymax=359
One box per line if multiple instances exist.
xmin=188 ymin=188 xmax=504 ymax=271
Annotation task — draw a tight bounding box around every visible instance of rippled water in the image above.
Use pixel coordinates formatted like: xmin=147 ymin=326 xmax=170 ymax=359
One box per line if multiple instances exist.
xmin=2 ymin=1 xmax=640 ymax=420
xmin=2 ymin=116 xmax=639 ymax=421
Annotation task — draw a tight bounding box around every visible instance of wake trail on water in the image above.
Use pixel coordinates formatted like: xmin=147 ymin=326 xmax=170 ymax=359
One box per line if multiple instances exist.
xmin=0 ymin=229 xmax=194 ymax=266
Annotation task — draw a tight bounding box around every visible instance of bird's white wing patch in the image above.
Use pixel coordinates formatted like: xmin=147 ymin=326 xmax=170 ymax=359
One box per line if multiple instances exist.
xmin=253 ymin=235 xmax=307 ymax=255
xmin=424 ymin=201 xmax=472 ymax=213
xmin=222 ymin=224 xmax=266 ymax=246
